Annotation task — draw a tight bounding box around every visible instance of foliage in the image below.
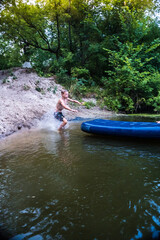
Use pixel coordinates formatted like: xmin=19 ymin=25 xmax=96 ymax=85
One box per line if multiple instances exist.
xmin=83 ymin=101 xmax=95 ymax=109
xmin=23 ymin=84 xmax=30 ymax=91
xmin=0 ymin=0 xmax=160 ymax=113
xmin=0 ymin=37 xmax=23 ymax=69
xmin=101 ymin=38 xmax=160 ymax=112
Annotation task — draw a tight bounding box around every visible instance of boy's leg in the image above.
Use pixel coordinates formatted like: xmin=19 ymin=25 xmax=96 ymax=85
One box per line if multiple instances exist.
xmin=58 ymin=118 xmax=67 ymax=131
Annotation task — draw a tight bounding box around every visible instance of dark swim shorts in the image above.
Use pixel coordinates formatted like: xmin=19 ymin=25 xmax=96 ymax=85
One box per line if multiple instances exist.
xmin=54 ymin=112 xmax=65 ymax=121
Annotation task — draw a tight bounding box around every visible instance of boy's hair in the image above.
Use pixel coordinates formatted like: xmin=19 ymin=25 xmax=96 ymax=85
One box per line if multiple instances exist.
xmin=61 ymin=89 xmax=68 ymax=95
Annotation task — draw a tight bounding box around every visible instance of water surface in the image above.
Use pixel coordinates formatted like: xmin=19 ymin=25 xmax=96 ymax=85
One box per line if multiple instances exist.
xmin=0 ymin=116 xmax=160 ymax=240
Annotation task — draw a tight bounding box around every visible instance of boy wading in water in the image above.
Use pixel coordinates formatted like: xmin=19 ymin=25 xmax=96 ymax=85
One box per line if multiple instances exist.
xmin=54 ymin=90 xmax=82 ymax=131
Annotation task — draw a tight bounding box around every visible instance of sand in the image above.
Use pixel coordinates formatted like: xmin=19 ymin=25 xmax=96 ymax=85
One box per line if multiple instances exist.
xmin=0 ymin=68 xmax=114 ymax=138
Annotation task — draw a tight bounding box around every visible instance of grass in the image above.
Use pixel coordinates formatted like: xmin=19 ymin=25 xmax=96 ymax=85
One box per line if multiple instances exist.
xmin=23 ymin=84 xmax=30 ymax=91
xmin=128 ymin=113 xmax=160 ymax=118
xmin=83 ymin=101 xmax=95 ymax=109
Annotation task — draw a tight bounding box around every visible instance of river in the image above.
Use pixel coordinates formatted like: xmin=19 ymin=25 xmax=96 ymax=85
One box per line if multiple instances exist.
xmin=0 ymin=116 xmax=160 ymax=240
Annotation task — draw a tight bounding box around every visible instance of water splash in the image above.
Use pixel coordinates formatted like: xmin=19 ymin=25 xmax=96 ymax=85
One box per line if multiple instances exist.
xmin=36 ymin=111 xmax=69 ymax=132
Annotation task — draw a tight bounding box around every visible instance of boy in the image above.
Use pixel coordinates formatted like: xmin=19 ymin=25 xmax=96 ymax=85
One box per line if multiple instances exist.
xmin=54 ymin=89 xmax=82 ymax=131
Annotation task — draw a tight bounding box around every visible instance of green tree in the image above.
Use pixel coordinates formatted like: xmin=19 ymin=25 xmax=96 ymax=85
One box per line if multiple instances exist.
xmin=101 ymin=37 xmax=160 ymax=112
xmin=0 ymin=0 xmax=160 ymax=114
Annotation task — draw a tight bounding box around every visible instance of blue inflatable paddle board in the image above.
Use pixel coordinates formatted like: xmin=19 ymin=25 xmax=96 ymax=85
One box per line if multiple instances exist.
xmin=81 ymin=119 xmax=160 ymax=139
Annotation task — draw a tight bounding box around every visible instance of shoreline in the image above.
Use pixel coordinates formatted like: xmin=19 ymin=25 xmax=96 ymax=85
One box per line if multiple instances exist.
xmin=0 ymin=68 xmax=115 ymax=139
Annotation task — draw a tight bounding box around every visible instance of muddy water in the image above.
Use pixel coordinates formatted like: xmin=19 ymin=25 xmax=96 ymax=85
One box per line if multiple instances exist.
xmin=0 ymin=116 xmax=160 ymax=240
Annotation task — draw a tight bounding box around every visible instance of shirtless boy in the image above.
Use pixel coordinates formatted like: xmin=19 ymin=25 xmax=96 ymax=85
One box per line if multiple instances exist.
xmin=54 ymin=90 xmax=82 ymax=131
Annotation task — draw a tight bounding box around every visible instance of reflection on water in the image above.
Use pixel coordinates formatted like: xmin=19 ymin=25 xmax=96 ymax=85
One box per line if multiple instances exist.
xmin=0 ymin=116 xmax=160 ymax=240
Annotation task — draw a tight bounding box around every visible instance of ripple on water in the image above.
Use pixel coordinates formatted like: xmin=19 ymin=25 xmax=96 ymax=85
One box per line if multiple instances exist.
xmin=0 ymin=121 xmax=160 ymax=240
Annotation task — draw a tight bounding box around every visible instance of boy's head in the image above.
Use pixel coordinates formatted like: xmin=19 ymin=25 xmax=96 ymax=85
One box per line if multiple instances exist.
xmin=61 ymin=89 xmax=68 ymax=98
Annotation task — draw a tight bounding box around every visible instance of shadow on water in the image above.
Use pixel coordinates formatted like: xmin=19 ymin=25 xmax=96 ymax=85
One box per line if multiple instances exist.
xmin=82 ymin=132 xmax=160 ymax=148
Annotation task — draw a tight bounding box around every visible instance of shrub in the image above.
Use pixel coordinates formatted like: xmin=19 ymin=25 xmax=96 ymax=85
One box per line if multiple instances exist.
xmin=101 ymin=38 xmax=160 ymax=113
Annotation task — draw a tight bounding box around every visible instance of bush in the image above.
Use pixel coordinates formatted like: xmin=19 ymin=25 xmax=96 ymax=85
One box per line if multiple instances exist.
xmin=100 ymin=38 xmax=160 ymax=113
xmin=83 ymin=101 xmax=95 ymax=109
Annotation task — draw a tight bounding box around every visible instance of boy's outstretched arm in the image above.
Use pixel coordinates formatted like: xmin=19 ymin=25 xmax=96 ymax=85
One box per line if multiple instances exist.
xmin=60 ymin=99 xmax=78 ymax=112
xmin=68 ymin=98 xmax=83 ymax=105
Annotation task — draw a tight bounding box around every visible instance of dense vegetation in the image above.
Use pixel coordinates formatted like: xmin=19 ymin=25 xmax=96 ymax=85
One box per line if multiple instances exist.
xmin=0 ymin=0 xmax=160 ymax=113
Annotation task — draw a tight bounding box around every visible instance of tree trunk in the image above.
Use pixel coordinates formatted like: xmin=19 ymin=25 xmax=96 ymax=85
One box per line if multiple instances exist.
xmin=56 ymin=14 xmax=60 ymax=59
xmin=68 ymin=0 xmax=72 ymax=52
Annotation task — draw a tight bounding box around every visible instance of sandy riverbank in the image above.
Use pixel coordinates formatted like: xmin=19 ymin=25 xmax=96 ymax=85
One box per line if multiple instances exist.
xmin=0 ymin=68 xmax=115 ymax=138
